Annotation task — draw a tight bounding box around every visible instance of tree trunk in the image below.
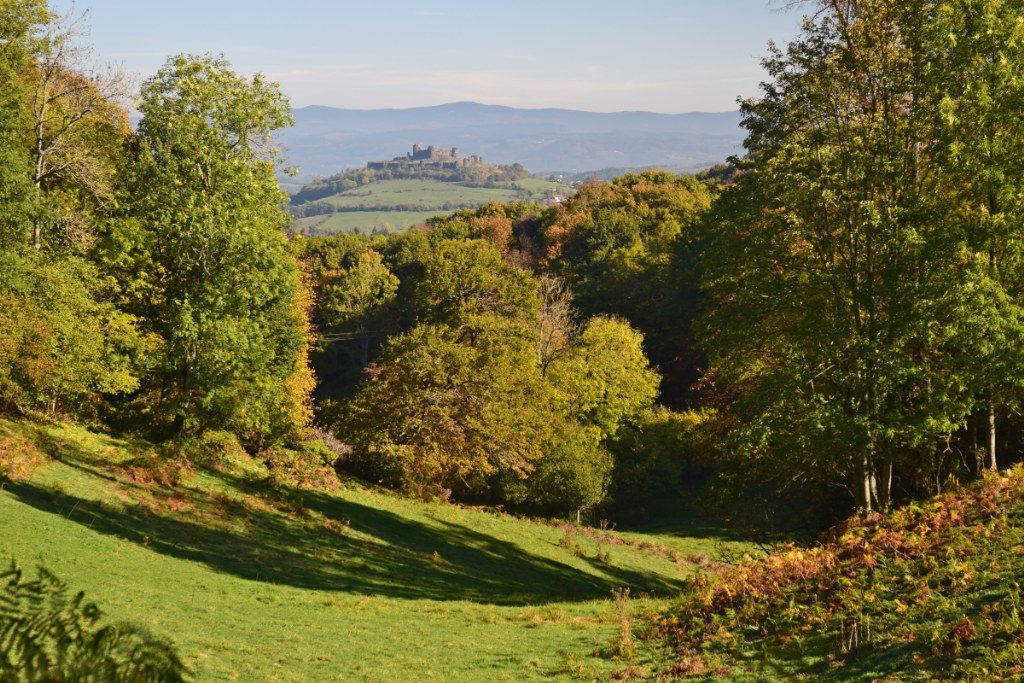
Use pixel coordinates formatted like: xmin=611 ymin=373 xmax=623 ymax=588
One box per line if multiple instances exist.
xmin=33 ymin=134 xmax=44 ymax=250
xmin=988 ymin=402 xmax=997 ymax=470
xmin=858 ymin=453 xmax=873 ymax=513
xmin=875 ymin=457 xmax=893 ymax=510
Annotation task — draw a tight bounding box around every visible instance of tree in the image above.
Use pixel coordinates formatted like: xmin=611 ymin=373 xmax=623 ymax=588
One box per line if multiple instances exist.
xmin=502 ymin=420 xmax=612 ymax=515
xmin=925 ymin=0 xmax=1024 ymax=470
xmin=337 ymin=316 xmax=555 ymax=496
xmin=547 ymin=316 xmax=660 ymax=439
xmin=0 ymin=0 xmax=46 ymax=249
xmin=118 ymin=54 xmax=311 ymax=444
xmin=413 ymin=238 xmax=538 ymax=328
xmin=26 ymin=7 xmax=130 ymax=251
xmin=540 ymin=171 xmax=713 ymax=406
xmin=701 ymin=0 xmax=1024 ymax=511
xmin=317 ymin=248 xmax=398 ymax=332
xmin=535 ymin=274 xmax=578 ymax=373
xmin=0 ymin=250 xmax=145 ymax=417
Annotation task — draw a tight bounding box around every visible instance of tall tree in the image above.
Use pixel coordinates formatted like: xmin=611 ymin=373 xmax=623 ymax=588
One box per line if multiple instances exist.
xmin=27 ymin=8 xmax=130 ymax=251
xmin=701 ymin=0 xmax=1024 ymax=511
xmin=926 ymin=0 xmax=1024 ymax=470
xmin=119 ymin=54 xmax=312 ymax=445
xmin=0 ymin=0 xmax=46 ymax=249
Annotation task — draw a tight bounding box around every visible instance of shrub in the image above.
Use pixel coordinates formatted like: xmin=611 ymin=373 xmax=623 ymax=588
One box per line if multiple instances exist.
xmin=608 ymin=408 xmax=715 ymax=514
xmin=264 ymin=442 xmax=340 ymax=491
xmin=0 ymin=435 xmax=46 ymax=482
xmin=175 ymin=430 xmax=247 ymax=470
xmin=503 ymin=422 xmax=613 ymax=516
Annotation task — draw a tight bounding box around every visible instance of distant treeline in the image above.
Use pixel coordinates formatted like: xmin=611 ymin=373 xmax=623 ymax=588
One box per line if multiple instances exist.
xmin=290 ymin=163 xmax=531 ymax=205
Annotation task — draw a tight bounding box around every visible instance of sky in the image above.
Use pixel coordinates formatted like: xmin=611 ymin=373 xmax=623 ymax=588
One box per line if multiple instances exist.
xmin=50 ymin=0 xmax=807 ymax=114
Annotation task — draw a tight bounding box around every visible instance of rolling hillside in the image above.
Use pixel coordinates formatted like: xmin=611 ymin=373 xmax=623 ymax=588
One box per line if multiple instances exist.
xmin=276 ymin=102 xmax=743 ymax=180
xmin=0 ymin=417 xmax=753 ymax=681
xmin=290 ymin=176 xmax=570 ymax=236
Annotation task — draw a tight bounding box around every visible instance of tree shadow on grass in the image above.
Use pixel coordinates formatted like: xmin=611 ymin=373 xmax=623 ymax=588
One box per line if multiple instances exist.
xmin=1 ymin=469 xmax=687 ymax=605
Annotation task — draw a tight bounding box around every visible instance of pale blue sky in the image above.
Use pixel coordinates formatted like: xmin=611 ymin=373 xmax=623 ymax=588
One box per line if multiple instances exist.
xmin=52 ymin=0 xmax=807 ymax=113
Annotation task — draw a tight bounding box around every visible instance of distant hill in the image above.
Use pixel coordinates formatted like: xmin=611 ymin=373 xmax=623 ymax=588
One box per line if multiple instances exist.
xmin=288 ymin=148 xmax=572 ymax=236
xmin=275 ymin=101 xmax=744 ymax=180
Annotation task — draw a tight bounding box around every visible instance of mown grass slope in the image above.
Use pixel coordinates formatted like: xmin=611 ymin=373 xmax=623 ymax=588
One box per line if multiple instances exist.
xmin=641 ymin=467 xmax=1024 ymax=681
xmin=0 ymin=418 xmax=751 ymax=681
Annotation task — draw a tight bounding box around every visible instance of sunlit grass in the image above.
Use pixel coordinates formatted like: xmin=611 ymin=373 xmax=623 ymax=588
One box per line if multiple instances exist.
xmin=0 ymin=417 xmax=752 ymax=681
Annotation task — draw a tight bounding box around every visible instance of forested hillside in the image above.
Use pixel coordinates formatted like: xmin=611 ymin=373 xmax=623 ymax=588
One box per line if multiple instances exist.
xmin=3 ymin=0 xmax=1024 ymax=680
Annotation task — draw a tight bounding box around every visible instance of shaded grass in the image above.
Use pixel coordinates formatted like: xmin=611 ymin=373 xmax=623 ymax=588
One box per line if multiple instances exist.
xmin=0 ymin=417 xmax=754 ymax=680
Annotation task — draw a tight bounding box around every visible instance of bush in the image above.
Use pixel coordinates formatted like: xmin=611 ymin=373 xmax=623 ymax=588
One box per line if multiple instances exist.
xmin=0 ymin=434 xmax=46 ymax=482
xmin=264 ymin=441 xmax=340 ymax=491
xmin=504 ymin=422 xmax=613 ymax=516
xmin=173 ymin=430 xmax=248 ymax=471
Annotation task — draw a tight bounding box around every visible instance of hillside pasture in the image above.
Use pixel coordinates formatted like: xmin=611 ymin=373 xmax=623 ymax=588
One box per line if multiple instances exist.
xmin=0 ymin=417 xmax=754 ymax=681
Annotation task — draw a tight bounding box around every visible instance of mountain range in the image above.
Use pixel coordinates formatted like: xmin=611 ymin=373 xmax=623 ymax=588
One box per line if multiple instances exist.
xmin=275 ymin=101 xmax=744 ymax=180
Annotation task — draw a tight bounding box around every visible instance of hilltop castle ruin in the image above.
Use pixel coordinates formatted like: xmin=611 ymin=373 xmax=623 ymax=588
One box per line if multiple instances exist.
xmin=368 ymin=144 xmax=483 ymax=171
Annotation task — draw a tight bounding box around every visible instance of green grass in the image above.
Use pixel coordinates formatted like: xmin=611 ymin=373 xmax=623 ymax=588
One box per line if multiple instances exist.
xmin=293 ymin=210 xmax=444 ymax=236
xmin=0 ymin=417 xmax=753 ymax=681
xmin=319 ymin=179 xmax=525 ymax=210
xmin=291 ymin=177 xmax=570 ymax=235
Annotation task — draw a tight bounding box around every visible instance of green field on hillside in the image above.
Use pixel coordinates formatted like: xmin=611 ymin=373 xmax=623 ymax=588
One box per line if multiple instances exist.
xmin=293 ymin=210 xmax=444 ymax=236
xmin=0 ymin=418 xmax=754 ymax=681
xmin=291 ymin=177 xmax=570 ymax=235
xmin=319 ymin=179 xmax=525 ymax=209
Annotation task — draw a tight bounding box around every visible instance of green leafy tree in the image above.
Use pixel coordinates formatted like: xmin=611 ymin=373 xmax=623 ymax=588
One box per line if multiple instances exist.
xmin=338 ymin=316 xmax=555 ymax=496
xmin=547 ymin=316 xmax=660 ymax=439
xmin=502 ymin=421 xmax=612 ymax=515
xmin=540 ymin=171 xmax=712 ymax=405
xmin=117 ymin=54 xmax=312 ymax=444
xmin=701 ymin=0 xmax=1024 ymax=511
xmin=315 ymin=247 xmax=398 ymax=332
xmin=0 ymin=0 xmax=46 ymax=249
xmin=926 ymin=0 xmax=1024 ymax=469
xmin=608 ymin=408 xmax=714 ymax=516
xmin=26 ymin=8 xmax=131 ymax=251
xmin=413 ymin=238 xmax=538 ymax=328
xmin=0 ymin=251 xmax=145 ymax=417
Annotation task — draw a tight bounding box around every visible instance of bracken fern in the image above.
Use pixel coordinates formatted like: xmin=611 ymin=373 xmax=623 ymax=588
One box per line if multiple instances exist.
xmin=0 ymin=561 xmax=187 ymax=682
